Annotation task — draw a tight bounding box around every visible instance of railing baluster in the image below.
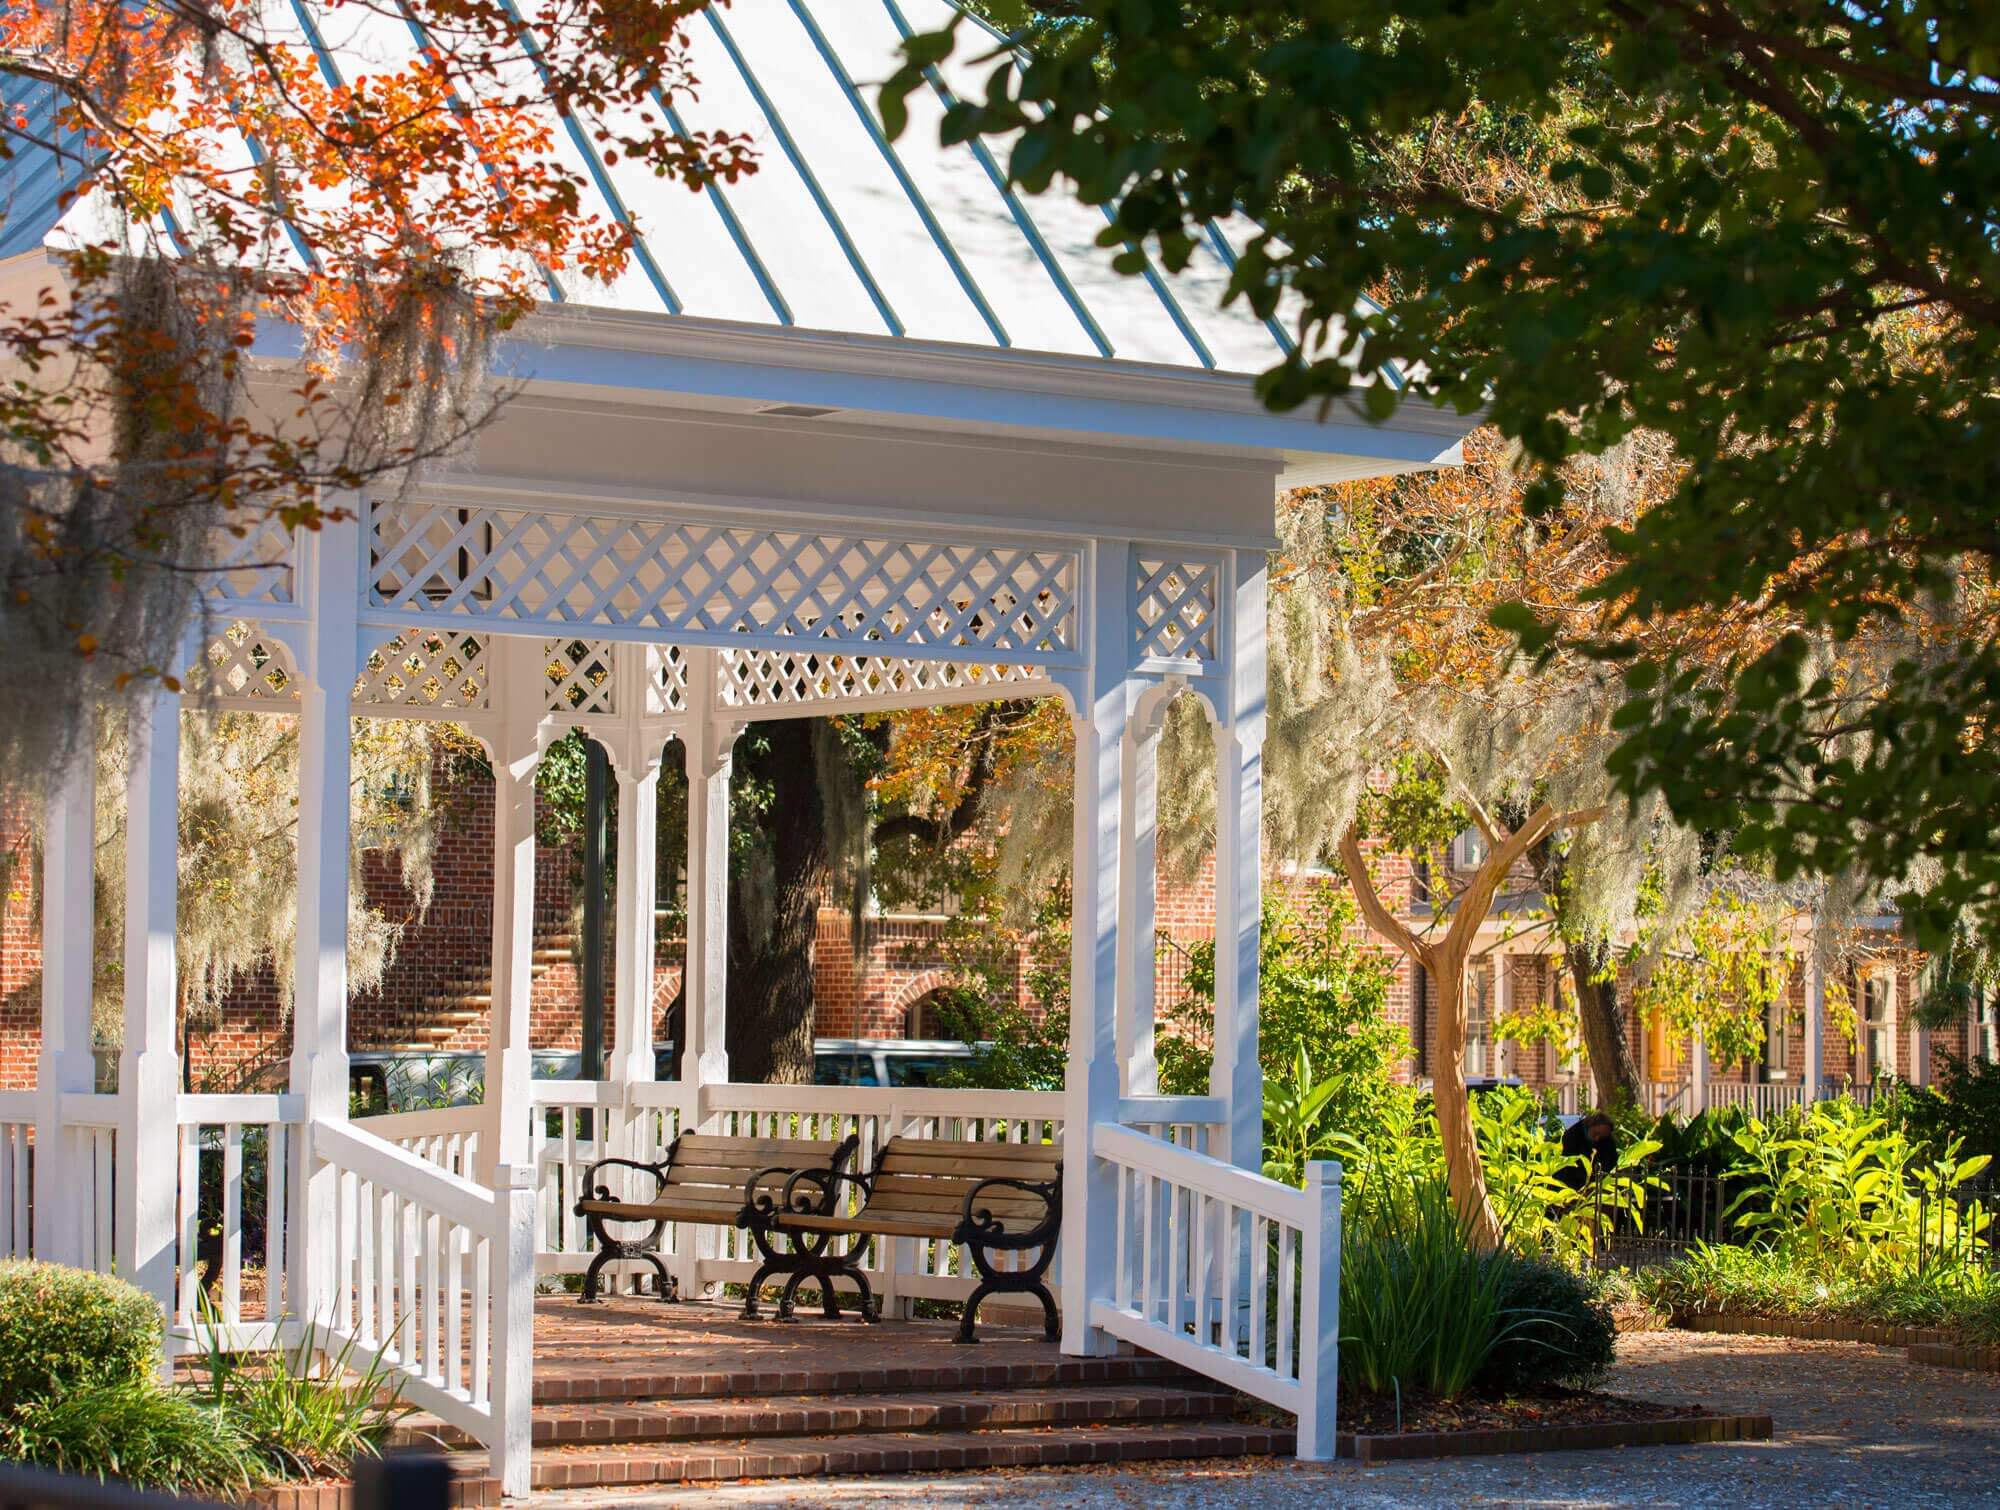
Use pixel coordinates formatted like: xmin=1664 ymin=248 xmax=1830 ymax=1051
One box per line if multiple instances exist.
xmin=1249 ymin=1214 xmax=1268 ymax=1371
xmin=1276 ymin=1225 xmax=1297 ymax=1381
xmin=176 ymin=1125 xmax=201 ymax=1327
xmin=265 ymin=1124 xmax=287 ymax=1322
xmin=357 ymin=1176 xmax=377 ymax=1347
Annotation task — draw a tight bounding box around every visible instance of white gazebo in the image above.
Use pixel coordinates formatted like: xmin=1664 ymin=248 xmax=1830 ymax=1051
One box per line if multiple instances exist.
xmin=0 ymin=0 xmax=1474 ymax=1490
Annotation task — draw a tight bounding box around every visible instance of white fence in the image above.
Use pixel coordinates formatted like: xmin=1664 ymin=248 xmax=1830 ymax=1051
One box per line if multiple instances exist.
xmin=0 ymin=1091 xmax=34 ymax=1259
xmin=171 ymin=1094 xmax=300 ymax=1355
xmin=314 ymin=1117 xmax=535 ymax=1494
xmin=1090 ymin=1122 xmax=1340 ymax=1459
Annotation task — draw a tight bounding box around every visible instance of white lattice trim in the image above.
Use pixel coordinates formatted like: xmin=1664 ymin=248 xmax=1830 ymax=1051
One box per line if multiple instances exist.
xmin=542 ymin=639 xmax=618 ymax=715
xmin=356 ymin=630 xmax=491 ymax=711
xmin=366 ymin=501 xmax=1078 ymax=657
xmin=650 ymin=647 xmax=688 ymax=715
xmin=717 ymin=650 xmax=1047 ymax=710
xmin=190 ymin=621 xmax=299 ymax=704
xmin=201 ymin=516 xmax=297 ymax=605
xmin=1134 ymin=556 xmax=1219 ymax=665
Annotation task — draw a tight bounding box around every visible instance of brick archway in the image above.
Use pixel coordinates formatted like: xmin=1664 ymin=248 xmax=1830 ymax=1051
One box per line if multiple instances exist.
xmin=892 ymin=971 xmax=959 ymax=1040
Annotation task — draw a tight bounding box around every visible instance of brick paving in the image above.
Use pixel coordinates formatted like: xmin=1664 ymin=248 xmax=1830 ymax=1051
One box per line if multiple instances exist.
xmin=527 ymin=1329 xmax=2000 ymax=1508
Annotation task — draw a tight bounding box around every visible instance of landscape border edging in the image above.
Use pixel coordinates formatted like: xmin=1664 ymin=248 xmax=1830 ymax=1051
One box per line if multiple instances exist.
xmin=1338 ymin=1412 xmax=1772 ymax=1464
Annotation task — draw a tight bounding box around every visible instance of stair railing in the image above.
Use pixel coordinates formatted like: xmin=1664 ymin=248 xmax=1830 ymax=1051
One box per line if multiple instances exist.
xmin=1091 ymin=1122 xmax=1341 ymax=1459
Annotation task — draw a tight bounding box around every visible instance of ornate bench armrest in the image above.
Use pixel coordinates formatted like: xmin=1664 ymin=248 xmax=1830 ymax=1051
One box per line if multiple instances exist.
xmin=958 ymin=1174 xmax=1061 ymax=1246
xmin=575 ymin=1156 xmax=671 ymax=1210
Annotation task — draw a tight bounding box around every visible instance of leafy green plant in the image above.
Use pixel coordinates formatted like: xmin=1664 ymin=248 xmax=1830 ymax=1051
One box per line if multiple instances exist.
xmin=0 ymin=1261 xmax=163 ymax=1413
xmin=1338 ymin=1173 xmax=1535 ymax=1399
xmin=194 ymin=1294 xmax=414 ymax=1480
xmin=5 ymin=1382 xmax=257 ymax=1496
xmin=1473 ymin=1089 xmax=1660 ymax=1268
xmin=1479 ymin=1256 xmax=1616 ymax=1393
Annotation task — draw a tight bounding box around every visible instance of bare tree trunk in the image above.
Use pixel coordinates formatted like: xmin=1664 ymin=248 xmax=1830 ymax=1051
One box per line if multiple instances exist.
xmin=1428 ymin=944 xmax=1503 ymax=1250
xmin=1568 ymin=939 xmax=1643 ymax=1110
xmin=724 ymin=720 xmax=826 ymax=1084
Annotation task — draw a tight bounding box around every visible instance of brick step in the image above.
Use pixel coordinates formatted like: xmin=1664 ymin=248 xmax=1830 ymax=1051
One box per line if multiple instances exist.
xmin=531 ymin=1353 xmax=1195 ymax=1405
xmin=402 ymin=1382 xmax=1237 ymax=1451
xmin=521 ymin=1419 xmax=1292 ymax=1491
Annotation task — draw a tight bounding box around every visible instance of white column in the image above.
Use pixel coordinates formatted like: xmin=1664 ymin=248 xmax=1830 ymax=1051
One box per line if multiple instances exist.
xmin=679 ymin=653 xmax=732 ymax=1104
xmin=1494 ymin=954 xmax=1515 ymax=1081
xmin=1690 ymin=1026 xmax=1710 ymax=1110
xmin=483 ymin=639 xmax=544 ymax=1186
xmin=36 ymin=746 xmax=97 ymax=1266
xmin=1909 ymin=969 xmax=1931 ymax=1086
xmin=1211 ymin=547 xmax=1267 ymax=1172
xmin=291 ymin=518 xmax=361 ymax=1321
xmin=1060 ymin=539 xmax=1128 ymax=1357
xmin=1115 ymin=697 xmax=1165 ymax=1096
xmin=608 ymin=753 xmax=662 ymax=1087
xmin=118 ymin=684 xmax=182 ymax=1315
xmin=1803 ymin=950 xmax=1825 ymax=1101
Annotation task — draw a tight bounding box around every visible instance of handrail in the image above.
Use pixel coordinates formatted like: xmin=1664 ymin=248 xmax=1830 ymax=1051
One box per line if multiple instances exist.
xmin=176 ymin=1093 xmax=302 ymax=1125
xmin=1093 ymin=1122 xmax=1308 ymax=1225
xmin=355 ymin=1103 xmax=485 ymax=1140
xmin=313 ymin=1117 xmax=497 ymax=1233
xmin=1117 ymin=1094 xmax=1225 ymax=1126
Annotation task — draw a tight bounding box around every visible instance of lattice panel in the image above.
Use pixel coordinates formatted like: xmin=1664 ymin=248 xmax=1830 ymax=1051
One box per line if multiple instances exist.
xmin=191 ymin=621 xmax=298 ymax=702
xmin=650 ymin=646 xmax=688 ymax=715
xmin=356 ymin=630 xmax=490 ymax=710
xmin=201 ymin=516 xmax=296 ymax=604
xmin=1133 ymin=556 xmax=1218 ymax=664
xmin=367 ymin=501 xmax=1078 ymax=656
xmin=544 ymin=639 xmax=617 ymax=714
xmin=718 ymin=650 xmax=1046 ymax=709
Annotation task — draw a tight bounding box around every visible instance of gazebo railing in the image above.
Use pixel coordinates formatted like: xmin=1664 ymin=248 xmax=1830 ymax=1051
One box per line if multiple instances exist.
xmin=1090 ymin=1122 xmax=1341 ymax=1460
xmin=0 ymin=1091 xmax=34 ymax=1260
xmin=171 ymin=1094 xmax=300 ymax=1354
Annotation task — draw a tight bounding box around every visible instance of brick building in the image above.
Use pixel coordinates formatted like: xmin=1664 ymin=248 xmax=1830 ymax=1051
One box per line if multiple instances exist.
xmin=2 ymin=783 xmax=1994 ymax=1097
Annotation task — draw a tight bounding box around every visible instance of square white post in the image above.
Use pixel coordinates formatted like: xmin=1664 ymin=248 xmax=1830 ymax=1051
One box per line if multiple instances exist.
xmin=1690 ymin=1027 xmax=1710 ymax=1111
xmin=609 ymin=754 xmax=662 ymax=1088
xmin=483 ymin=638 xmax=544 ymax=1186
xmin=489 ymin=1161 xmax=539 ymax=1497
xmin=676 ymin=652 xmax=732 ymax=1297
xmin=37 ymin=743 xmax=98 ymax=1266
xmin=1297 ymin=1160 xmax=1342 ymax=1460
xmin=1116 ymin=698 xmax=1165 ymax=1097
xmin=1803 ymin=949 xmax=1825 ymax=1101
xmin=119 ymin=683 xmax=183 ymax=1315
xmin=291 ymin=516 xmax=360 ymax=1323
xmin=1060 ymin=539 xmax=1129 ymax=1357
xmin=1211 ymin=547 xmax=1267 ymax=1172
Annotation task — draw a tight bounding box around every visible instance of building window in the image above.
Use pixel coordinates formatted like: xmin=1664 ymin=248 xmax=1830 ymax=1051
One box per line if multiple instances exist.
xmin=1975 ymin=988 xmax=1998 ymax=1066
xmin=1861 ymin=970 xmax=1896 ymax=1081
xmin=1464 ymin=963 xmax=1491 ymax=1078
xmin=1763 ymin=996 xmax=1792 ymax=1083
xmin=1452 ymin=828 xmax=1490 ymax=873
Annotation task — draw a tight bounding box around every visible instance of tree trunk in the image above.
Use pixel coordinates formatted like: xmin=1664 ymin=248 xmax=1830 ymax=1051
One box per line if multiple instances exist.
xmin=1568 ymin=937 xmax=1643 ymax=1111
xmin=724 ymin=720 xmax=826 ymax=1084
xmin=1429 ymin=950 xmax=1503 ymax=1250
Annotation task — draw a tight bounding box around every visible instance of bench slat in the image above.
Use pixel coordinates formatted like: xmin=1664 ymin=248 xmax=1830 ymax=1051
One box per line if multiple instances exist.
xmin=880 ymin=1137 xmax=1061 ymax=1163
xmin=772 ymin=1212 xmax=959 ymax=1240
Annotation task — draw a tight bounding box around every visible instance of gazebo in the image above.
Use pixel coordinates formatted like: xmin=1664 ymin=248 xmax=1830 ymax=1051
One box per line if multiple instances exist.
xmin=0 ymin=0 xmax=1475 ymax=1490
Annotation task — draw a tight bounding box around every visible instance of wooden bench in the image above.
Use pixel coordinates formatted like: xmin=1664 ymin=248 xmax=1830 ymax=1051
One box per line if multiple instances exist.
xmin=573 ymin=1132 xmax=859 ymax=1304
xmin=747 ymin=1135 xmax=1063 ymax=1343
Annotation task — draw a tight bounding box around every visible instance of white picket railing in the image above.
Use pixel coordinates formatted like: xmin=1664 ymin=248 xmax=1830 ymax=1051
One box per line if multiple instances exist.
xmin=358 ymin=1104 xmax=484 ymax=1181
xmin=313 ymin=1117 xmax=536 ymax=1495
xmin=1700 ymin=1082 xmax=1809 ymax=1118
xmin=1090 ymin=1122 xmax=1340 ymax=1459
xmin=57 ymin=1093 xmax=120 ymax=1273
xmin=171 ymin=1094 xmax=302 ymax=1354
xmin=0 ymin=1091 xmax=35 ymax=1259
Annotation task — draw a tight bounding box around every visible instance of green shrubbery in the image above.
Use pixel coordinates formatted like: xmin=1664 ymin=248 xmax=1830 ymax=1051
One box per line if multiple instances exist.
xmin=1640 ymin=1242 xmax=2000 ymax=1343
xmin=1483 ymin=1255 xmax=1617 ymax=1393
xmin=0 ymin=1263 xmax=257 ymax=1496
xmin=0 ymin=1261 xmax=165 ymax=1412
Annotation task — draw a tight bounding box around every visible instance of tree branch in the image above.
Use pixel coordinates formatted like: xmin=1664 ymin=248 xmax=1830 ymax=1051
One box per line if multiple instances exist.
xmin=1338 ymin=825 xmax=1430 ymax=963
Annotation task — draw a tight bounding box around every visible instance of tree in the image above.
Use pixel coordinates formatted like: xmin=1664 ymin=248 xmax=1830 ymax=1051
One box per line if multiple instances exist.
xmin=0 ymin=0 xmax=752 ymax=793
xmin=884 ymin=2 xmax=2000 ymax=954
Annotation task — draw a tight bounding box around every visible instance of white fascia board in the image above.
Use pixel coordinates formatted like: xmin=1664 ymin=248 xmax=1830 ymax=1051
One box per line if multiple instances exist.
xmin=496 ymin=306 xmax=1474 ymax=470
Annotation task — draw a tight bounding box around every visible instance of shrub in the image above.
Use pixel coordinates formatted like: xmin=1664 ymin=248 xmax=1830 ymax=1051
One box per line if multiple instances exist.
xmin=1640 ymin=1241 xmax=2000 ymax=1343
xmin=1338 ymin=1174 xmax=1532 ymax=1399
xmin=4 ymin=1383 xmax=256 ymax=1496
xmin=1478 ymin=1256 xmax=1617 ymax=1394
xmin=0 ymin=1262 xmax=162 ymax=1411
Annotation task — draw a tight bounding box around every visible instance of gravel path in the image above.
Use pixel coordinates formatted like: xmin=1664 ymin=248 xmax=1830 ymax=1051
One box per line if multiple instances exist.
xmin=531 ymin=1331 xmax=2000 ymax=1508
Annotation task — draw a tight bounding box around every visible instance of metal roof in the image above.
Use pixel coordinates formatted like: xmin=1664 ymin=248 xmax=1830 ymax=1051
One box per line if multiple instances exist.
xmin=6 ymin=0 xmax=1321 ymax=380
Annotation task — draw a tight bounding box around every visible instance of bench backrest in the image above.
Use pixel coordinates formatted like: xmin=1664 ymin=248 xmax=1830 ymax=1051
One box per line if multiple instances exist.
xmin=664 ymin=1133 xmax=857 ymax=1213
xmin=865 ymin=1137 xmax=1062 ymax=1230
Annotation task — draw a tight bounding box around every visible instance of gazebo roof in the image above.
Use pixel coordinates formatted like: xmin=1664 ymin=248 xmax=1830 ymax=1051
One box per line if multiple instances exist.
xmin=1 ymin=0 xmax=1474 ymax=487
